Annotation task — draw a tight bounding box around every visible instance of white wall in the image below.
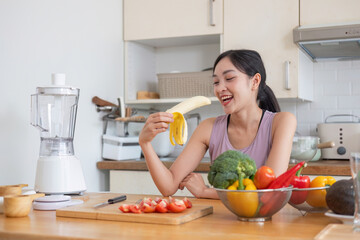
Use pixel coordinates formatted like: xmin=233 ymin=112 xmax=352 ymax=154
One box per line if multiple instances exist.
xmin=280 ymin=60 xmax=360 ymax=136
xmin=0 ymin=0 xmax=124 ymax=191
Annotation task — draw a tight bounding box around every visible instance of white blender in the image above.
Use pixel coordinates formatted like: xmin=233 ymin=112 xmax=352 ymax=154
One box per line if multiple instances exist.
xmin=31 ymin=73 xmax=86 ymax=195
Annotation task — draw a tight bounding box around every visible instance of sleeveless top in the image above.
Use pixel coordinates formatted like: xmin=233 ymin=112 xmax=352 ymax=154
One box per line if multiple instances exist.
xmin=209 ymin=110 xmax=276 ymax=168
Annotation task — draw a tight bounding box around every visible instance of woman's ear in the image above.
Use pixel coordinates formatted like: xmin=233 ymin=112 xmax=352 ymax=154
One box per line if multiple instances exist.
xmin=251 ymin=73 xmax=261 ymax=90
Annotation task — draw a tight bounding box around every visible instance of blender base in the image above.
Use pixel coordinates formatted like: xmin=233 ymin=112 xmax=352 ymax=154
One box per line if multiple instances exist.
xmin=34 ymin=155 xmax=87 ymax=195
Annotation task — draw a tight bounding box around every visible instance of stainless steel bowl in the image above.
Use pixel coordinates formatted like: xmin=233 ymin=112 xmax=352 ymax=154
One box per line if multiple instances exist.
xmin=216 ymin=187 xmax=292 ymax=222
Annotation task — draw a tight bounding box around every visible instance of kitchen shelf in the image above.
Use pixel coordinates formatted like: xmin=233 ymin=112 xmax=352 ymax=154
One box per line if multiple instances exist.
xmin=126 ymin=97 xmax=219 ymax=105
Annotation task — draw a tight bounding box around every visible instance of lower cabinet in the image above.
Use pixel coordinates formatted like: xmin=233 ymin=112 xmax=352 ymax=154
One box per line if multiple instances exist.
xmin=110 ymin=170 xmax=209 ymax=197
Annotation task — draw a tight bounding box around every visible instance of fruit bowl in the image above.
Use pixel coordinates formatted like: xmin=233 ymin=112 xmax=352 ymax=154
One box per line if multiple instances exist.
xmin=288 ymin=186 xmax=330 ymax=215
xmin=216 ymin=187 xmax=292 ymax=222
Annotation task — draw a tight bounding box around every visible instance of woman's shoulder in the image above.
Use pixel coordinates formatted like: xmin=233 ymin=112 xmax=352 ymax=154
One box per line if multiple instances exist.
xmin=272 ymin=111 xmax=297 ymax=129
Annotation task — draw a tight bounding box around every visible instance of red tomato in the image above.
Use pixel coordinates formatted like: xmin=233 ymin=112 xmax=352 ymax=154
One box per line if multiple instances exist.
xmin=167 ymin=200 xmax=186 ymax=213
xmin=119 ymin=204 xmax=130 ymax=213
xmin=140 ymin=203 xmax=156 ymax=213
xmin=155 ymin=199 xmax=168 ymax=213
xmin=183 ymin=197 xmax=192 ymax=208
xmin=129 ymin=205 xmax=141 ymax=214
xmin=253 ymin=166 xmax=276 ymax=189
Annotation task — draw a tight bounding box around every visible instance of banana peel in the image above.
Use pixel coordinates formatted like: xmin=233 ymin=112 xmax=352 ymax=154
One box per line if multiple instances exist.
xmin=166 ymin=96 xmax=211 ymax=146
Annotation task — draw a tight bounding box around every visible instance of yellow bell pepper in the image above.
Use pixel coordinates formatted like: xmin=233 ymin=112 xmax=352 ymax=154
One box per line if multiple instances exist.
xmin=306 ymin=176 xmax=336 ymax=208
xmin=227 ymin=179 xmax=258 ymax=217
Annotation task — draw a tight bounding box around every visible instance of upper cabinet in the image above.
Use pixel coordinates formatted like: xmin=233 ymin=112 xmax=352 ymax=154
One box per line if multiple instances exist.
xmin=123 ymin=0 xmax=223 ymax=104
xmin=124 ymin=0 xmax=223 ymax=41
xmin=223 ymin=0 xmax=313 ymax=100
xmin=300 ymin=0 xmax=360 ymax=26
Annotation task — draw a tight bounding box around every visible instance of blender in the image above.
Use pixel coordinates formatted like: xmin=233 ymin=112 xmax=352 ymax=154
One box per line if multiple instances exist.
xmin=31 ymin=73 xmax=86 ymax=194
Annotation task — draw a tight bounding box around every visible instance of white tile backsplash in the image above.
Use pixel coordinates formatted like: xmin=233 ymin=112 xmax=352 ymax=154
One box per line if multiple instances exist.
xmin=280 ymin=60 xmax=360 ymax=136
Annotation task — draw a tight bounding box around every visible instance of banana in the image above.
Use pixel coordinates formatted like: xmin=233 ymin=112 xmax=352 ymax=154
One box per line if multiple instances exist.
xmin=166 ymin=96 xmax=211 ymax=146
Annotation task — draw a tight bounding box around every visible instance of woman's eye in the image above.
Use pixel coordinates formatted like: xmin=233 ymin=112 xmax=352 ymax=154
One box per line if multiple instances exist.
xmin=226 ymin=77 xmax=235 ymax=81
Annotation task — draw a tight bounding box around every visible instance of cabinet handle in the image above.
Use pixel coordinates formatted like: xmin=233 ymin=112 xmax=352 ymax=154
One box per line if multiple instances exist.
xmin=285 ymin=61 xmax=291 ymax=90
xmin=209 ymin=0 xmax=215 ymax=26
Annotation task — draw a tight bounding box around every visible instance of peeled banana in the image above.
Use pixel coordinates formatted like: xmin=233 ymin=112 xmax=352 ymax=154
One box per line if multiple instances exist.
xmin=166 ymin=96 xmax=211 ymax=146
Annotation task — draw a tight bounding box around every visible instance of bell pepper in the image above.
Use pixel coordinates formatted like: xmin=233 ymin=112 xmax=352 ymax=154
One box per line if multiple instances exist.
xmin=227 ymin=179 xmax=258 ymax=217
xmin=259 ymin=161 xmax=306 ymax=216
xmin=289 ymin=167 xmax=310 ymax=205
xmin=306 ymin=176 xmax=336 ymax=208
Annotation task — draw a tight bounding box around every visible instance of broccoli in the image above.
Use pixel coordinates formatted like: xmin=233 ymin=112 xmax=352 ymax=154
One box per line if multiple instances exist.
xmin=207 ymin=150 xmax=257 ymax=190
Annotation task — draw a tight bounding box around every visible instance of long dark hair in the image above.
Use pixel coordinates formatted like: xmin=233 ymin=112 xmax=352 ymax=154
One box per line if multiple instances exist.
xmin=213 ymin=49 xmax=280 ymax=112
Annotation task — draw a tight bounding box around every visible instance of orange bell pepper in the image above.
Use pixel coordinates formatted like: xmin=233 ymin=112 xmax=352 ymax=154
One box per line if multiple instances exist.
xmin=306 ymin=176 xmax=336 ymax=208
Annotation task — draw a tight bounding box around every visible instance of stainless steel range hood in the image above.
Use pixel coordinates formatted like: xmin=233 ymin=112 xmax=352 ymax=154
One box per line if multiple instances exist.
xmin=293 ymin=23 xmax=360 ymax=62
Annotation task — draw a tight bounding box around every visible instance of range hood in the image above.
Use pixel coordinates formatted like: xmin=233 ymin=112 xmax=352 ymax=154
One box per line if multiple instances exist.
xmin=293 ymin=23 xmax=360 ymax=61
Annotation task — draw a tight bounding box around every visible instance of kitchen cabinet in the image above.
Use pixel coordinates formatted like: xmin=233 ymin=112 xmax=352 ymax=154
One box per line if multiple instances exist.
xmin=300 ymin=0 xmax=360 ymax=26
xmin=123 ymin=0 xmax=223 ymax=104
xmin=223 ymin=0 xmax=313 ymax=100
xmin=123 ymin=0 xmax=223 ymax=41
xmin=110 ymin=170 xmax=209 ymax=196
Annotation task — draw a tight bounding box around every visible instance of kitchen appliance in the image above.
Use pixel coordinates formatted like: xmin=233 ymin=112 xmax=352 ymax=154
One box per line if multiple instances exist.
xmin=293 ymin=23 xmax=360 ymax=61
xmin=317 ymin=114 xmax=360 ymax=160
xmin=31 ymin=73 xmax=86 ymax=194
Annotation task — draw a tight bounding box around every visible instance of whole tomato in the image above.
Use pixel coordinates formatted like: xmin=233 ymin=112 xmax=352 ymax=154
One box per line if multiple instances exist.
xmin=253 ymin=166 xmax=276 ymax=189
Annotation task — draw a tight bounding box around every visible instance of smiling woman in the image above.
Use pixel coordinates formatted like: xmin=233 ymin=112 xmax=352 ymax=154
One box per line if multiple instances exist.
xmin=139 ymin=49 xmax=296 ymax=199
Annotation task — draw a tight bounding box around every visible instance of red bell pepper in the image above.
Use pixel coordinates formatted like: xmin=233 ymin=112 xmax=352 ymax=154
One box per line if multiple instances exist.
xmin=289 ymin=167 xmax=310 ymax=205
xmin=259 ymin=161 xmax=306 ymax=216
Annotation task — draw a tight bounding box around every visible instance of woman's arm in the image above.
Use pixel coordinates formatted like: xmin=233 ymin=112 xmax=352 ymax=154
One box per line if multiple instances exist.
xmin=139 ymin=112 xmax=214 ymax=197
xmin=265 ymin=112 xmax=297 ymax=176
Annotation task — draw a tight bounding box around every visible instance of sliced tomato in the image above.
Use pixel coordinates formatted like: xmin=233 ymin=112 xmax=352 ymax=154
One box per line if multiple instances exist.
xmin=119 ymin=204 xmax=130 ymax=213
xmin=140 ymin=202 xmax=156 ymax=213
xmin=167 ymin=200 xmax=187 ymax=213
xmin=155 ymin=199 xmax=168 ymax=213
xmin=183 ymin=197 xmax=192 ymax=208
xmin=129 ymin=204 xmax=142 ymax=214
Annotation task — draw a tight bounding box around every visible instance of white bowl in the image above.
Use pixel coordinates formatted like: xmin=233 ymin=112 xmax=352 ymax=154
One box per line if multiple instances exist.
xmin=151 ymin=131 xmax=175 ymax=157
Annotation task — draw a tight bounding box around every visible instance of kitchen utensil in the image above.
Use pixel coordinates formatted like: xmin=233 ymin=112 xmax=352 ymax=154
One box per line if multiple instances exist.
xmin=350 ymin=152 xmax=360 ymax=231
xmin=216 ymin=187 xmax=292 ymax=222
xmin=291 ymin=136 xmax=335 ymax=163
xmin=31 ymin=73 xmax=86 ymax=194
xmin=93 ymin=195 xmax=127 ymax=208
xmin=288 ymin=186 xmax=330 ymax=215
xmin=56 ymin=193 xmax=213 ymax=225
xmin=317 ymin=114 xmax=360 ymax=160
xmin=0 ymin=184 xmax=28 ymax=213
xmin=33 ymin=195 xmax=84 ymax=211
xmin=4 ymin=193 xmax=45 ymax=217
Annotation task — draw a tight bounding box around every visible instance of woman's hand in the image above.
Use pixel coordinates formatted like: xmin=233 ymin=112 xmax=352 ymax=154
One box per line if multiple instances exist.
xmin=179 ymin=172 xmax=208 ymax=198
xmin=139 ymin=112 xmax=174 ymax=145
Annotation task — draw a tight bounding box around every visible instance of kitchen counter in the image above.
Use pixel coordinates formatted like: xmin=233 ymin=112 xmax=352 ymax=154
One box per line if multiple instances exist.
xmin=97 ymin=159 xmax=351 ymax=176
xmin=0 ymin=192 xmax=347 ymax=240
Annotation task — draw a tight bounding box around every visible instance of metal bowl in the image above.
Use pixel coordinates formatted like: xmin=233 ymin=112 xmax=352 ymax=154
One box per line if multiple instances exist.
xmin=288 ymin=186 xmax=330 ymax=215
xmin=216 ymin=187 xmax=292 ymax=222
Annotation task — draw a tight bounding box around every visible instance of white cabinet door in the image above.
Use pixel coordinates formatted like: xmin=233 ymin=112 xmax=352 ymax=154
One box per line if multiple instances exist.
xmin=300 ymin=0 xmax=360 ymax=26
xmin=110 ymin=170 xmax=210 ymax=197
xmin=223 ymin=0 xmax=309 ymax=99
xmin=124 ymin=0 xmax=223 ymax=41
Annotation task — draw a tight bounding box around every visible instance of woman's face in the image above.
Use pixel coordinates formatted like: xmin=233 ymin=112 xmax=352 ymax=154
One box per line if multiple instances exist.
xmin=213 ymin=57 xmax=255 ymax=114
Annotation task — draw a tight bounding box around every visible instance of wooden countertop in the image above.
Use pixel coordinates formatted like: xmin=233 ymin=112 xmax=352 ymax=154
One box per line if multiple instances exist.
xmin=97 ymin=159 xmax=351 ymax=176
xmin=0 ymin=193 xmax=347 ymax=240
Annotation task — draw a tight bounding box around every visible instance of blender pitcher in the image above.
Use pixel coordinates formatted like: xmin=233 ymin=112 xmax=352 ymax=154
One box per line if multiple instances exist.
xmin=31 ymin=73 xmax=86 ymax=194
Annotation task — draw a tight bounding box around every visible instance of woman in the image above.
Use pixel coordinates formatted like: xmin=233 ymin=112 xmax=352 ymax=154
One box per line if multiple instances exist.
xmin=139 ymin=49 xmax=296 ymax=199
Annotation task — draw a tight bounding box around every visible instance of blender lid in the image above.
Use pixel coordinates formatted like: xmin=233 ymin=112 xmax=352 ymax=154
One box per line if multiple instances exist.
xmin=36 ymin=73 xmax=79 ymax=95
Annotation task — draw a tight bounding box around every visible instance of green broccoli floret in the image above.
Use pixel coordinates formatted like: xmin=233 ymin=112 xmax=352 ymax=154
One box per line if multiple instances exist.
xmin=207 ymin=150 xmax=257 ymax=190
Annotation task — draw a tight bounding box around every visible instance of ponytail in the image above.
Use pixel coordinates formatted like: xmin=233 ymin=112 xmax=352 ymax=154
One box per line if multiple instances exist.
xmin=257 ymin=85 xmax=281 ymax=112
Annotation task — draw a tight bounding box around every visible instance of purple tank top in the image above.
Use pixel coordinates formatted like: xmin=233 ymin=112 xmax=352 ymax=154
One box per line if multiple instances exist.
xmin=209 ymin=111 xmax=276 ymax=168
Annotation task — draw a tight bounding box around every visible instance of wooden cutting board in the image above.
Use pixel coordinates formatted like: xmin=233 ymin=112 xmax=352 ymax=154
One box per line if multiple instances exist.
xmin=314 ymin=224 xmax=360 ymax=240
xmin=56 ymin=193 xmax=213 ymax=225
